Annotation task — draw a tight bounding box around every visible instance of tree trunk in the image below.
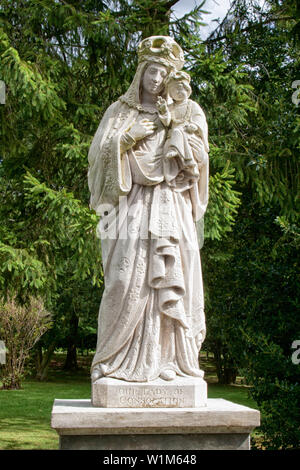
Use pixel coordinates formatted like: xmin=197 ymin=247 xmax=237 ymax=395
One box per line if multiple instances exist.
xmin=212 ymin=347 xmax=221 ymax=382
xmin=141 ymin=0 xmax=179 ymax=38
xmin=213 ymin=347 xmax=238 ymax=385
xmin=63 ymin=312 xmax=79 ymax=370
xmin=223 ymin=367 xmax=237 ymax=385
xmin=35 ymin=342 xmax=56 ymax=381
xmin=35 ymin=344 xmax=43 ymax=371
xmin=64 ymin=343 xmax=78 ymax=370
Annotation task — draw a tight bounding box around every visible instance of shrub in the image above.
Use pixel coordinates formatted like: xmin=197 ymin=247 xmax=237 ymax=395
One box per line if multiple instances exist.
xmin=0 ymin=296 xmax=52 ymax=389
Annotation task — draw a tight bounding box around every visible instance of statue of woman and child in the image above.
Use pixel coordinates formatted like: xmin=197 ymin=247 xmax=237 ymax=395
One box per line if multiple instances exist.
xmin=88 ymin=36 xmax=209 ymax=384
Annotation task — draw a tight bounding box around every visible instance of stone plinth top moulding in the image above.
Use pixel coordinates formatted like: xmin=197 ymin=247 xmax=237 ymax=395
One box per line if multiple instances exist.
xmin=51 ymin=399 xmax=260 ymax=450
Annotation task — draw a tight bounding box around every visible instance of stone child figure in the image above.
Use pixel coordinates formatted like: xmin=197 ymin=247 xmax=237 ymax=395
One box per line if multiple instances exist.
xmin=88 ymin=36 xmax=209 ymax=384
xmin=157 ymin=71 xmax=209 ymax=190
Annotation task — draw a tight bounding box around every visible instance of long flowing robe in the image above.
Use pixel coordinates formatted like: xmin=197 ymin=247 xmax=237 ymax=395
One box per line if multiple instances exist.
xmin=88 ymin=67 xmax=209 ymax=382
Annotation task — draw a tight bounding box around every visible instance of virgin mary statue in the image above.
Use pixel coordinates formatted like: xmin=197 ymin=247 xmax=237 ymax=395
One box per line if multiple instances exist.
xmin=88 ymin=36 xmax=209 ymax=383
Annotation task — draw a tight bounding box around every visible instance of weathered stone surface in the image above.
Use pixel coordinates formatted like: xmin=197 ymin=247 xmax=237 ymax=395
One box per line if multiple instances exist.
xmin=88 ymin=36 xmax=210 ymax=384
xmin=51 ymin=398 xmax=260 ymax=436
xmin=59 ymin=433 xmax=251 ymax=450
xmin=92 ymin=376 xmax=207 ymax=408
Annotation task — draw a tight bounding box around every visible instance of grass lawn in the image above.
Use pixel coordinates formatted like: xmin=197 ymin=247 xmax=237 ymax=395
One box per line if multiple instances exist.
xmin=0 ymin=353 xmax=259 ymax=450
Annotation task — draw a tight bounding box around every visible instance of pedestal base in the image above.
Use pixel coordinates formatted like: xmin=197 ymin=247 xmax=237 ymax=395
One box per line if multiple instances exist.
xmin=92 ymin=376 xmax=207 ymax=408
xmin=51 ymin=399 xmax=260 ymax=450
xmin=59 ymin=432 xmax=251 ymax=450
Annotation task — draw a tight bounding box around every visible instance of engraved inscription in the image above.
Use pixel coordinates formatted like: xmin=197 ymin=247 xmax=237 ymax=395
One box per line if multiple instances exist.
xmin=118 ymin=386 xmax=185 ymax=407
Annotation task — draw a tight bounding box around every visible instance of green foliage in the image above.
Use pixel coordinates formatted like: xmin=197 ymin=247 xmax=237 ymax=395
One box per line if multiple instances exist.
xmin=0 ymin=242 xmax=48 ymax=292
xmin=241 ymin=334 xmax=300 ymax=450
xmin=204 ymin=0 xmax=300 ymax=219
xmin=234 ymin=207 xmax=299 ymax=449
xmin=205 ymin=161 xmax=241 ymax=240
xmin=23 ymin=172 xmax=102 ymax=286
xmin=203 ymin=197 xmax=300 ymax=448
xmin=200 ymin=0 xmax=300 ymax=448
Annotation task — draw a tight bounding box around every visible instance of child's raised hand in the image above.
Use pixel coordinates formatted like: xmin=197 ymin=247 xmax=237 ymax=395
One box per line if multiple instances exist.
xmin=157 ymin=96 xmax=168 ymax=114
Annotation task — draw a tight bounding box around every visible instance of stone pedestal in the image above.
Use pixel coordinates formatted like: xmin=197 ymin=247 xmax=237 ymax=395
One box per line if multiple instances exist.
xmin=92 ymin=377 xmax=207 ymax=408
xmin=51 ymin=398 xmax=260 ymax=450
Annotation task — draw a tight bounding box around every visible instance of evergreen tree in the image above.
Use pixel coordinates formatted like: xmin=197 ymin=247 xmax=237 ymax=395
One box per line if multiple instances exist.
xmin=202 ymin=0 xmax=300 ymax=449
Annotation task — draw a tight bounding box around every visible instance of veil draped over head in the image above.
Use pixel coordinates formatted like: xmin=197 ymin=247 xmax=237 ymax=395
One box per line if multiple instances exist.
xmin=119 ymin=35 xmax=185 ymax=110
xmin=119 ymin=61 xmax=171 ymax=111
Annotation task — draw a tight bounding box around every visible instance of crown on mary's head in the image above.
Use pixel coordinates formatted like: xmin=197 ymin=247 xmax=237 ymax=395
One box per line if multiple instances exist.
xmin=138 ymin=36 xmax=184 ymax=71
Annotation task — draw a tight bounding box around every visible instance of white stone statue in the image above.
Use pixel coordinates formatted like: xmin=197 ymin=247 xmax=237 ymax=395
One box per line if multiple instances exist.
xmin=88 ymin=36 xmax=209 ymax=384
